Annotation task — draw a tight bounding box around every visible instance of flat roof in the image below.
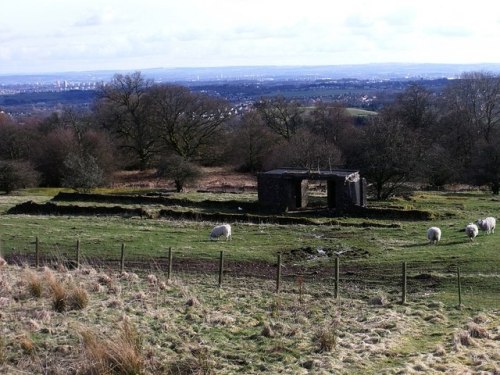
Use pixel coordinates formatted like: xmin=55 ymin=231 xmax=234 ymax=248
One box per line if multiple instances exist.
xmin=261 ymin=168 xmax=359 ymax=179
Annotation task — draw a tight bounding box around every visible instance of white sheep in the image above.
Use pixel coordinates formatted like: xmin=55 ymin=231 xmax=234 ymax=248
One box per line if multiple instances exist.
xmin=427 ymin=227 xmax=441 ymax=245
xmin=465 ymin=223 xmax=479 ymax=241
xmin=476 ymin=217 xmax=496 ymax=234
xmin=209 ymin=224 xmax=232 ymax=241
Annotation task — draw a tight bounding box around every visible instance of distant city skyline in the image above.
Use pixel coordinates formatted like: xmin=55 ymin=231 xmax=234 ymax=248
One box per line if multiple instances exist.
xmin=2 ymin=0 xmax=500 ymax=74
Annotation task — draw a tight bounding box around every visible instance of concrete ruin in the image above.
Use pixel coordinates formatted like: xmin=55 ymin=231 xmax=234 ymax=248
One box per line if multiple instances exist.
xmin=257 ymin=168 xmax=367 ymax=212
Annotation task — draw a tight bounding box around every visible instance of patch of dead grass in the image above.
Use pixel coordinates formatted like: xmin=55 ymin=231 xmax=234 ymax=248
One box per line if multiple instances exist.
xmin=0 ymin=264 xmax=499 ymax=374
xmin=80 ymin=319 xmax=144 ymax=375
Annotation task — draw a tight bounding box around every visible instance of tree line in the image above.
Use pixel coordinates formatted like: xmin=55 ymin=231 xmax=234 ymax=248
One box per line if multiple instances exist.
xmin=1 ymin=71 xmax=499 ymax=198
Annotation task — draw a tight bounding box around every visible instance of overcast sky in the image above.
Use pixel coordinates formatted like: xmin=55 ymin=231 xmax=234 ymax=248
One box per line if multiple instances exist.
xmin=1 ymin=0 xmax=500 ymax=74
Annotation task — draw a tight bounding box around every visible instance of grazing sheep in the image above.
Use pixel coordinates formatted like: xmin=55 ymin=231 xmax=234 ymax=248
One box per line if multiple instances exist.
xmin=476 ymin=217 xmax=496 ymax=234
xmin=465 ymin=223 xmax=479 ymax=241
xmin=209 ymin=224 xmax=232 ymax=241
xmin=427 ymin=227 xmax=441 ymax=245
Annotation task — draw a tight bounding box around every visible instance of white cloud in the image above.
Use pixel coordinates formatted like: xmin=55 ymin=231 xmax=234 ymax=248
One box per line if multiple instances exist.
xmin=1 ymin=0 xmax=500 ymax=73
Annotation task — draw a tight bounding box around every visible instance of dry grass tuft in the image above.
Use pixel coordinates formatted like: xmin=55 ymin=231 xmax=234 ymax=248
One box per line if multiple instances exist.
xmin=56 ymin=263 xmax=68 ymax=273
xmin=208 ymin=312 xmax=235 ymax=326
xmin=26 ymin=270 xmax=43 ymax=298
xmin=69 ymin=287 xmax=89 ymax=310
xmin=425 ymin=312 xmax=447 ymax=324
xmin=434 ymin=344 xmax=447 ymax=356
xmin=0 ymin=336 xmax=6 ymax=364
xmin=43 ymin=267 xmax=57 ymax=286
xmin=27 ymin=319 xmax=41 ymax=332
xmin=314 ymin=320 xmax=338 ymax=353
xmin=368 ymin=293 xmax=387 ymax=306
xmin=0 ymin=256 xmax=7 ymax=267
xmin=472 ymin=314 xmax=489 ymax=324
xmin=147 ymin=274 xmax=157 ymax=285
xmin=0 ymin=297 xmax=10 ymax=308
xmin=454 ymin=331 xmax=475 ymax=348
xmin=167 ymin=346 xmax=215 ymax=375
xmin=46 ymin=273 xmax=88 ymax=312
xmin=0 ymin=273 xmax=11 ymax=295
xmin=108 ymin=298 xmax=124 ymax=309
xmin=261 ymin=322 xmax=275 ymax=338
xmin=412 ymin=361 xmax=429 ymax=372
xmin=186 ymin=297 xmax=200 ymax=307
xmin=80 ymin=319 xmax=144 ymax=375
xmin=50 ymin=279 xmax=68 ymax=313
xmin=78 ymin=267 xmax=97 ymax=276
xmin=107 ymin=283 xmax=122 ymax=295
xmin=467 ymin=322 xmax=490 ymax=339
xmin=32 ymin=309 xmax=51 ymax=323
xmin=133 ymin=291 xmax=147 ymax=301
xmin=167 ymin=356 xmax=214 ymax=375
xmin=19 ymin=336 xmax=35 ymax=355
xmin=98 ymin=274 xmax=112 ymax=285
xmin=315 ymin=327 xmax=337 ymax=352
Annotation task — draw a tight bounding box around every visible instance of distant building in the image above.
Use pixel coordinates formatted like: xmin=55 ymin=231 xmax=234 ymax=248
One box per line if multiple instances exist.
xmin=258 ymin=168 xmax=367 ymax=212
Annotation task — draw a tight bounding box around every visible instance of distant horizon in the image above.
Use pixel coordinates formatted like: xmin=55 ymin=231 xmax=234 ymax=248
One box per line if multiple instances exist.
xmin=3 ymin=61 xmax=500 ymax=78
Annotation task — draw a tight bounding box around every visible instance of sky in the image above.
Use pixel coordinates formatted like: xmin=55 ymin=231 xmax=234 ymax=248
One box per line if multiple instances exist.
xmin=1 ymin=0 xmax=500 ymax=74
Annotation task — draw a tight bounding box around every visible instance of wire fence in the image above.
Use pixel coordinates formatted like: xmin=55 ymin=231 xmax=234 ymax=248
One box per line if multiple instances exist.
xmin=3 ymin=236 xmax=499 ymax=309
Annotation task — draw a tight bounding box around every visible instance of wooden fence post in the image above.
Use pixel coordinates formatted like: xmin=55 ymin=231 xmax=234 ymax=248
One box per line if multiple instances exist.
xmin=167 ymin=247 xmax=173 ymax=281
xmin=120 ymin=243 xmax=125 ymax=273
xmin=276 ymin=253 xmax=282 ymax=293
xmin=218 ymin=251 xmax=224 ymax=287
xmin=76 ymin=239 xmax=80 ymax=269
xmin=457 ymin=266 xmax=462 ymax=308
xmin=401 ymin=262 xmax=407 ymax=304
xmin=35 ymin=236 xmax=40 ymax=268
xmin=334 ymin=256 xmax=340 ymax=299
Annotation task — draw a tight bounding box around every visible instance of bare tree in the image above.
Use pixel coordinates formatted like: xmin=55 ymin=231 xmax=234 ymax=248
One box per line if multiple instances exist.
xmin=307 ymin=101 xmax=353 ymax=145
xmin=469 ymin=130 xmax=500 ymax=194
xmin=96 ymin=72 xmax=156 ymax=170
xmin=0 ymin=122 xmax=36 ymax=160
xmin=265 ymin=129 xmax=343 ymax=171
xmin=349 ymin=117 xmax=420 ymax=200
xmin=227 ymin=110 xmax=279 ymax=172
xmin=0 ymin=160 xmax=39 ymax=194
xmin=146 ymin=84 xmax=233 ymax=161
xmin=418 ymin=144 xmax=457 ymax=188
xmin=254 ymin=96 xmax=304 ymax=141
xmin=59 ymin=108 xmax=95 ymax=143
xmin=32 ymin=128 xmax=78 ymax=186
xmin=390 ymin=83 xmax=437 ymax=132
xmin=444 ymin=72 xmax=500 ymax=143
xmin=432 ymin=72 xmax=500 ymax=186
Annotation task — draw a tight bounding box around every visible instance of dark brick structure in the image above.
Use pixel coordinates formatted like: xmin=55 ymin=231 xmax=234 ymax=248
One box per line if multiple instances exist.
xmin=257 ymin=168 xmax=367 ymax=212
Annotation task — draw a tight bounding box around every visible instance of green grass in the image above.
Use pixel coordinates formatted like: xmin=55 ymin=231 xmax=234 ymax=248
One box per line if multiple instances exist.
xmin=0 ymin=189 xmax=498 ymax=310
xmin=346 ymin=107 xmax=378 ymax=117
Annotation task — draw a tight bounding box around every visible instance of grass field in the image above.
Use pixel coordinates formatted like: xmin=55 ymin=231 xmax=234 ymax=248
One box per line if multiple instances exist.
xmin=0 ymin=188 xmax=499 ymax=373
xmin=0 ymin=188 xmax=499 ymax=305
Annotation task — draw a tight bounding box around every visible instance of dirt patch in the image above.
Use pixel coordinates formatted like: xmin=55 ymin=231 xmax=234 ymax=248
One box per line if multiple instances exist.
xmin=287 ymin=246 xmax=370 ymax=261
xmin=112 ymin=167 xmax=257 ymax=192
